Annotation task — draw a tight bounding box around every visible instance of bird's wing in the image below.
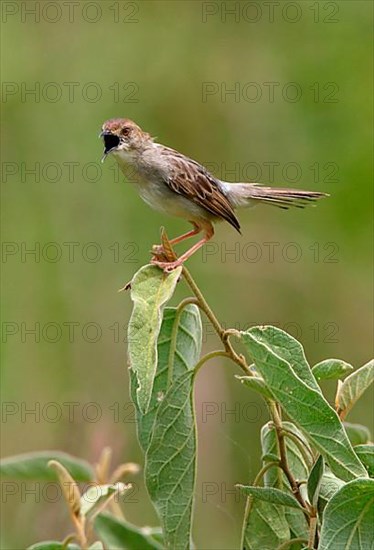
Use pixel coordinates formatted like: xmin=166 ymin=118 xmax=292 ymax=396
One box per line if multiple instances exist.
xmin=160 ymin=147 xmax=241 ymax=232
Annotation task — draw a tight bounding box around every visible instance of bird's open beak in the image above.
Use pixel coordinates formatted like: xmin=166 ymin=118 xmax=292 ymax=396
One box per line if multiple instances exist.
xmin=100 ymin=130 xmax=121 ymax=162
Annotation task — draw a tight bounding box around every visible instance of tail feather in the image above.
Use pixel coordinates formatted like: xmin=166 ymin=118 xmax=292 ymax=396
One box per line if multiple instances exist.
xmin=224 ymin=183 xmax=328 ymax=210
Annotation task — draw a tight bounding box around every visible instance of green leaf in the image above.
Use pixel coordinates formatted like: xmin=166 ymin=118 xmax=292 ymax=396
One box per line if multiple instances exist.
xmin=95 ymin=513 xmax=163 ymax=550
xmin=319 ymin=472 xmax=344 ymax=501
xmin=312 ymin=358 xmax=353 ymax=380
xmin=238 ymin=485 xmax=303 ymax=509
xmin=235 ymin=374 xmax=273 ymax=399
xmin=336 ymin=359 xmax=374 ymax=419
xmin=261 ymin=452 xmax=280 ymax=463
xmin=145 ymin=370 xmax=196 ymax=550
xmin=355 ymin=445 xmax=374 ymax=477
xmin=243 ymin=325 xmax=321 ymax=390
xmin=242 ymin=499 xmax=290 ymax=550
xmin=0 ymin=451 xmax=93 ymax=481
xmin=128 ymin=265 xmax=182 ymax=414
xmin=241 ymin=326 xmax=368 ymax=481
xmin=242 ymin=427 xmax=290 ymax=550
xmin=89 ymin=543 xmax=104 ymax=550
xmin=344 ymin=422 xmax=371 ymax=446
xmin=307 ymin=455 xmax=324 ymax=507
xmin=319 ymin=478 xmax=374 ymax=549
xmin=129 ymin=304 xmax=201 ymax=548
xmin=241 ymin=421 xmax=310 ymax=549
xmin=28 ymin=543 xmax=80 ymax=550
xmin=80 ymin=483 xmax=129 ymax=519
xmin=130 ymin=305 xmax=201 ymax=452
xmin=317 ymin=471 xmax=345 ymax=515
xmin=146 ymin=529 xmax=164 ymax=546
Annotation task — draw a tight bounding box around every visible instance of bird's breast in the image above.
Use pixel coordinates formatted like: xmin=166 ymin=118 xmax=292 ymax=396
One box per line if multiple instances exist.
xmin=113 ymin=150 xmax=212 ymax=222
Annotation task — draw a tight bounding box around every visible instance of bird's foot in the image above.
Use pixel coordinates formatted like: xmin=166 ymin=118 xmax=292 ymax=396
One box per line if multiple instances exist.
xmin=150 ymin=257 xmax=183 ymax=273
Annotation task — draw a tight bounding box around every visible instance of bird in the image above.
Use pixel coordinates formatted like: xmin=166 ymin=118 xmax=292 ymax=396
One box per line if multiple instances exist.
xmin=100 ymin=118 xmax=327 ymax=271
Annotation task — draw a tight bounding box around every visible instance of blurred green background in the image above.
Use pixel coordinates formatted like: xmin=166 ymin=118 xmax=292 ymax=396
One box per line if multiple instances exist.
xmin=1 ymin=1 xmax=373 ymax=548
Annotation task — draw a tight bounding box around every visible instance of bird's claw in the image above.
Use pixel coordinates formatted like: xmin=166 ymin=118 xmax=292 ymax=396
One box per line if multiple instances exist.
xmin=150 ymin=258 xmax=182 ymax=273
xmin=151 ymin=234 xmax=180 ymax=271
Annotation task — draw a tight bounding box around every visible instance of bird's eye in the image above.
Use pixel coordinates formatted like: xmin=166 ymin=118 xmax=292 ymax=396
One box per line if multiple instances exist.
xmin=121 ymin=127 xmax=131 ymax=137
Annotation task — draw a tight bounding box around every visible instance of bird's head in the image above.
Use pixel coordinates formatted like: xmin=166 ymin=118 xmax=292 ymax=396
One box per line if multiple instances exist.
xmin=100 ymin=118 xmax=152 ymax=161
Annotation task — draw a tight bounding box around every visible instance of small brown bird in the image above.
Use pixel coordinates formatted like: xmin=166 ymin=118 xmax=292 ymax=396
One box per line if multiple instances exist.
xmin=100 ymin=118 xmax=327 ymax=271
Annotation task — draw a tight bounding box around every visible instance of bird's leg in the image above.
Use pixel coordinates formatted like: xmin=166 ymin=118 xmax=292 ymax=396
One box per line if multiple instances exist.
xmin=169 ymin=224 xmax=201 ymax=246
xmin=151 ymin=223 xmax=200 ymax=257
xmin=152 ymin=224 xmax=214 ymax=272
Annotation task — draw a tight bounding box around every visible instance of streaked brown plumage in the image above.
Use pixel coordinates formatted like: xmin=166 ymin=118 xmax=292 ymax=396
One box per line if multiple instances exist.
xmin=100 ymin=118 xmax=328 ymax=270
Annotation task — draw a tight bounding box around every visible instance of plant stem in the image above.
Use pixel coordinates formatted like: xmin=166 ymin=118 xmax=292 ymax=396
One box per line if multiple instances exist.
xmin=62 ymin=533 xmax=78 ymax=548
xmin=182 ymin=266 xmax=250 ymax=375
xmin=158 ymin=229 xmax=251 ymax=375
xmin=308 ymin=513 xmax=318 ymax=549
xmin=71 ymin=514 xmax=87 ymax=549
xmin=181 ymin=267 xmax=224 ymax=339
xmin=194 ymin=350 xmax=232 ymax=373
xmin=269 ymin=402 xmax=310 ymax=522
xmin=253 ymin=460 xmax=281 ymax=486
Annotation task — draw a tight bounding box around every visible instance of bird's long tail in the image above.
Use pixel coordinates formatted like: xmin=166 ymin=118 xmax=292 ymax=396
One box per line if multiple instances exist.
xmin=224 ymin=183 xmax=328 ymax=210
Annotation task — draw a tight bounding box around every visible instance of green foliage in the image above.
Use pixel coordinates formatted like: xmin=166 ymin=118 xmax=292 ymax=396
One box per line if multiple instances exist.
xmin=94 ymin=514 xmax=163 ymax=549
xmin=312 ymin=359 xmax=353 ymax=381
xmin=132 ymin=324 xmax=200 ymax=546
xmin=317 ymin=472 xmax=344 ymax=516
xmin=127 ymin=264 xmax=182 ymax=414
xmin=319 ymin=479 xmax=374 ymax=549
xmin=307 ymin=456 xmax=324 ymax=507
xmin=243 ymin=498 xmax=290 ymax=550
xmin=343 ymin=422 xmax=372 ymax=447
xmin=126 ymin=267 xmax=202 ymax=549
xmin=238 ymin=485 xmax=304 ymax=509
xmin=236 ymin=373 xmax=274 ymax=399
xmin=130 ymin=305 xmax=202 ymax=452
xmin=2 ymin=264 xmax=373 ymax=548
xmin=28 ymin=542 xmax=102 ymax=550
xmin=3 ymin=5 xmax=372 ymax=547
xmin=354 ymin=445 xmax=374 ymax=477
xmin=145 ymin=370 xmax=197 ymax=550
xmin=242 ymin=424 xmax=290 ymax=549
xmin=336 ymin=360 xmax=374 ymax=419
xmin=0 ymin=451 xmax=94 ymax=481
xmin=1 ymin=449 xmax=143 ymax=549
xmin=28 ymin=544 xmax=81 ymax=550
xmin=241 ymin=421 xmax=310 ymax=549
xmin=241 ymin=326 xmax=367 ymax=481
xmin=80 ymin=483 xmax=129 ymax=520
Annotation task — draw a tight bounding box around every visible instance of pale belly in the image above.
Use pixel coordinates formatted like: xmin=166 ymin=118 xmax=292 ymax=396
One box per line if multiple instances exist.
xmin=115 ymin=156 xmax=211 ymax=222
xmin=112 ymin=149 xmax=221 ymax=228
xmin=137 ymin=180 xmax=207 ymax=221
